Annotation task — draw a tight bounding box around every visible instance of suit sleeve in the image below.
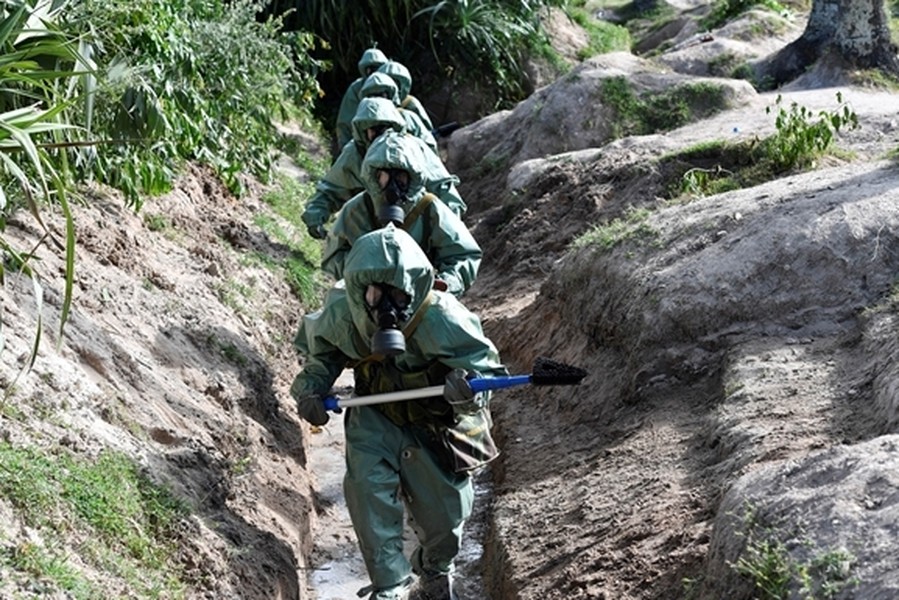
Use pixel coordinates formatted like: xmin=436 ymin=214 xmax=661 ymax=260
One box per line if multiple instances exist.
xmin=424 ymin=202 xmax=482 ymax=297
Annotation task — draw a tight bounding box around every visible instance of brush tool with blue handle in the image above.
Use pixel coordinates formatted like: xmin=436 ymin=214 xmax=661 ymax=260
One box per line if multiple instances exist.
xmin=322 ymin=356 xmax=587 ymax=412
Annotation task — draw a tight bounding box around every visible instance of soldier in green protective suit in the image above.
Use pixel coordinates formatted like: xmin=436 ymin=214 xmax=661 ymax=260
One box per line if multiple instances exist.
xmin=302 ymin=98 xmax=405 ymax=239
xmin=302 ymin=99 xmax=465 ymax=240
xmin=361 ymin=72 xmax=437 ymax=152
xmin=377 ymin=60 xmax=434 ymax=133
xmin=322 ymin=130 xmax=479 ymax=297
xmin=291 ymin=224 xmax=507 ymax=600
xmin=336 ymin=47 xmax=390 ymax=149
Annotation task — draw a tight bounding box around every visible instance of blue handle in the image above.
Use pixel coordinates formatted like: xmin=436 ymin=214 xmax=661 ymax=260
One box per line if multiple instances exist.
xmin=469 ymin=374 xmax=532 ymax=393
xmin=323 ymin=396 xmax=341 ymax=412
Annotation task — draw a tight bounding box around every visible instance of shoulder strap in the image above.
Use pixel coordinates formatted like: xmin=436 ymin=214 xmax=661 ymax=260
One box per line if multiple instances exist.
xmin=402 ymin=290 xmax=434 ymax=339
xmin=403 ymin=192 xmax=436 ymax=230
xmin=349 ymin=352 xmax=383 ymax=368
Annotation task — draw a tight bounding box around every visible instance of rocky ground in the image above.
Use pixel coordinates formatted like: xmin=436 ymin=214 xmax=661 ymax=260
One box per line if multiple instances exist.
xmin=2 ymin=3 xmax=899 ymax=600
xmin=444 ymin=12 xmax=899 ymax=599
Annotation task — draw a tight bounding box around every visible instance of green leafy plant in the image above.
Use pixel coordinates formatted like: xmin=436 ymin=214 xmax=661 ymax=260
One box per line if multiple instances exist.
xmin=66 ymin=0 xmax=321 ymax=203
xmin=733 ymin=535 xmax=794 ymax=598
xmin=217 ymin=278 xmax=255 ymax=314
xmin=701 ymin=0 xmax=788 ymax=30
xmin=259 ymin=173 xmax=328 ymax=307
xmin=729 ymin=504 xmax=859 ymax=600
xmin=275 ymin=0 xmax=567 ymax=118
xmin=680 ymin=165 xmax=741 ymax=197
xmin=565 ymin=6 xmax=631 ymax=60
xmin=143 ymin=212 xmax=171 ymax=232
xmin=1 ymin=0 xmax=88 ymax=392
xmin=414 ymin=0 xmax=545 ymax=101
xmin=667 ymin=93 xmax=859 ymax=200
xmin=207 ymin=333 xmax=248 ymax=365
xmin=4 ymin=0 xmax=326 ymax=388
xmin=571 ymin=206 xmax=657 ymax=250
xmin=708 ymin=51 xmax=746 ymax=77
xmin=600 ymin=76 xmax=731 ymax=137
xmin=3 ymin=541 xmax=100 ymax=598
xmin=760 ymin=92 xmax=858 ymax=172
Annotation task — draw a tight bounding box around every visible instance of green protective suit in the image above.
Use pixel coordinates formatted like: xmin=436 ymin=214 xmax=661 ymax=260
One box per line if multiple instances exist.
xmin=336 ymin=48 xmax=389 ymax=148
xmin=291 ymin=224 xmax=506 ymax=591
xmin=322 ymin=131 xmax=480 ymax=297
xmin=361 ymin=72 xmax=437 ymax=153
xmin=378 ymin=61 xmax=434 ymax=133
xmin=302 ymin=99 xmax=467 ymax=235
xmin=302 ymin=98 xmax=406 ymax=235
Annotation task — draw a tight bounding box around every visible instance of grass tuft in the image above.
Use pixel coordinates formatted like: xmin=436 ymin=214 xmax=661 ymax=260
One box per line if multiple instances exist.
xmin=572 ymin=206 xmax=657 ymax=250
xmin=0 ymin=442 xmax=188 ymax=598
xmin=259 ymin=174 xmax=328 ymax=308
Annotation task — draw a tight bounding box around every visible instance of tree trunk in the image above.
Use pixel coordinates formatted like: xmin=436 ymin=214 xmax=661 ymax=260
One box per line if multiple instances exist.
xmin=757 ymin=0 xmax=899 ymax=87
xmin=833 ymin=0 xmax=899 ymax=69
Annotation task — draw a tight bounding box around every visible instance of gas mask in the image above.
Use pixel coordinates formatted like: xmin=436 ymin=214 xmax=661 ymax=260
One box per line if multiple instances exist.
xmin=365 ymin=124 xmax=389 ymax=143
xmin=364 ymin=283 xmax=411 ymax=355
xmin=376 ymin=168 xmax=410 ymax=226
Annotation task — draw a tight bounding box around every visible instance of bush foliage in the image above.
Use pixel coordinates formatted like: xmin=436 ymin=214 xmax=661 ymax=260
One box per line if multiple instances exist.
xmin=265 ymin=0 xmax=568 ymax=114
xmin=1 ymin=0 xmax=323 ymax=385
xmin=66 ymin=0 xmax=322 ymax=203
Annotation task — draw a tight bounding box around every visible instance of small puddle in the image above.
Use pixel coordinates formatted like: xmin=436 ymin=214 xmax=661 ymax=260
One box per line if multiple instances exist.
xmin=451 ymin=469 xmax=493 ymax=599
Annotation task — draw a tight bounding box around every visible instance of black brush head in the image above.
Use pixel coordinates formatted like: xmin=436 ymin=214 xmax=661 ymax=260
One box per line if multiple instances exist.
xmin=531 ymin=356 xmax=587 ymax=385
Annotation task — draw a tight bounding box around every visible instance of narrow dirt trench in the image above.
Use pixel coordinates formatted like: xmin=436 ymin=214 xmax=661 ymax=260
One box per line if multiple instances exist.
xmin=295 ymin=70 xmax=899 ymax=598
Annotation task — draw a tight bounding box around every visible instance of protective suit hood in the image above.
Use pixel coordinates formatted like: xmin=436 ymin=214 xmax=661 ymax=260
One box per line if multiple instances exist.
xmin=343 ymin=224 xmax=435 ymax=343
xmin=378 ymin=61 xmax=412 ymax=99
xmin=362 ymin=130 xmax=428 ymax=218
xmin=357 ymin=48 xmax=388 ymax=78
xmin=351 ymin=97 xmax=406 ymax=147
xmin=361 ymin=72 xmax=400 ymax=105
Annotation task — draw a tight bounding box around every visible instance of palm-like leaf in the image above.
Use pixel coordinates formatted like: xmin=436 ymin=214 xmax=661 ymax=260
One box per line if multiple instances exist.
xmin=1 ymin=0 xmax=86 ymax=384
xmin=282 ymin=0 xmax=559 ymax=107
xmin=414 ymin=0 xmax=540 ymax=96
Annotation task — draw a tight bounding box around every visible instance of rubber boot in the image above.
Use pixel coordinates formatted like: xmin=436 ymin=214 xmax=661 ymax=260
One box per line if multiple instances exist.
xmin=410 ymin=545 xmax=460 ymax=600
xmin=360 ymin=576 xmax=414 ymax=600
xmin=410 ymin=572 xmax=458 ymax=600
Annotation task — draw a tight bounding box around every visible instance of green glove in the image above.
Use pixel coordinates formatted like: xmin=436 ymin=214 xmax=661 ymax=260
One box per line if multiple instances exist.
xmin=443 ymin=368 xmax=483 ymax=415
xmin=307 ymin=224 xmax=327 ymax=239
xmin=295 ymin=392 xmax=329 ymax=426
xmin=301 ymin=207 xmax=329 ymax=239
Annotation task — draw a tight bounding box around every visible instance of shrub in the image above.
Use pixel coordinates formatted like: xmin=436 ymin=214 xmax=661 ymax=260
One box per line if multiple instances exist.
xmin=66 ymin=0 xmax=321 ymax=204
xmin=1 ymin=0 xmax=85 ymax=381
xmin=760 ymin=92 xmax=858 ymax=173
xmin=271 ymin=0 xmax=568 ymax=116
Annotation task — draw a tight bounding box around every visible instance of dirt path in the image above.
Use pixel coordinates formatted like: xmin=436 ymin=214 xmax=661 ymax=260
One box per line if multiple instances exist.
xmin=4 ymin=6 xmax=897 ymax=598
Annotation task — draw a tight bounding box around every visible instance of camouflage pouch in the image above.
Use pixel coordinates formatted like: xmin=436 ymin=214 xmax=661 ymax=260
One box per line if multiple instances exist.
xmin=439 ymin=408 xmax=500 ymax=473
xmin=354 ymin=358 xmax=452 ymax=427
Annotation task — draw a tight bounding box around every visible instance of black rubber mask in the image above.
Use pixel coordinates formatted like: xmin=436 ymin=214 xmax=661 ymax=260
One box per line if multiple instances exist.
xmin=364 ymin=283 xmax=410 ymax=356
xmin=366 ymin=124 xmax=389 ymax=143
xmin=377 ymin=168 xmax=410 ymax=226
